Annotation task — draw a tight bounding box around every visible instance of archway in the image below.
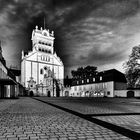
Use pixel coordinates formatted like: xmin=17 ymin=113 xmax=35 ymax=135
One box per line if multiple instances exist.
xmin=48 ymin=91 xmax=51 ymax=97
xmin=127 ymin=90 xmax=134 ymax=98
xmin=30 ymin=91 xmax=34 ymax=97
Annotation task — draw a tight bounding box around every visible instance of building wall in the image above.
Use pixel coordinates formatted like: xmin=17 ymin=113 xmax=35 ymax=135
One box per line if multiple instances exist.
xmin=114 ymin=82 xmax=127 ymax=90
xmin=114 ymin=90 xmax=127 ymax=97
xmin=21 ymin=54 xmax=64 ymax=97
xmin=134 ymin=90 xmax=140 ymax=97
xmin=115 ymin=90 xmax=140 ymax=97
xmin=21 ymin=59 xmax=25 ymax=86
xmin=0 ymin=61 xmax=8 ymax=78
xmin=70 ymin=81 xmax=114 ymax=97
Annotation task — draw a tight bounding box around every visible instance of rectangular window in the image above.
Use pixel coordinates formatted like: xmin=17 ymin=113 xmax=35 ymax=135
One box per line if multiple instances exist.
xmin=40 ymin=69 xmax=43 ymax=74
xmin=100 ymin=76 xmax=102 ymax=81
xmin=82 ymin=80 xmax=84 ymax=84
xmin=93 ymin=78 xmax=95 ymax=82
xmin=87 ymin=79 xmax=89 ymax=83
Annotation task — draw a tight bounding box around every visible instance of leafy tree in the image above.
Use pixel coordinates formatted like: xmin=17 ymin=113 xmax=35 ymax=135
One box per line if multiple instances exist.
xmin=71 ymin=65 xmax=98 ymax=79
xmin=124 ymin=46 xmax=140 ymax=88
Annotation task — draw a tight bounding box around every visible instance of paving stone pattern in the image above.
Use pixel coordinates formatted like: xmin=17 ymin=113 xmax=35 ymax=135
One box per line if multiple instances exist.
xmin=35 ymin=97 xmax=140 ymax=137
xmin=94 ymin=115 xmax=140 ymax=133
xmin=0 ymin=97 xmax=131 ymax=140
xmin=35 ymin=97 xmax=140 ymax=115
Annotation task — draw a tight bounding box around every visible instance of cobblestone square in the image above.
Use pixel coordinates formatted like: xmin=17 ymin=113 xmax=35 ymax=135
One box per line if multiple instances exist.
xmin=0 ymin=97 xmax=139 ymax=139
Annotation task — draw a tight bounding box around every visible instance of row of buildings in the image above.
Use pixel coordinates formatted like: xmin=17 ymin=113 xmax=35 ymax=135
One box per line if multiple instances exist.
xmin=1 ymin=25 xmax=140 ymax=98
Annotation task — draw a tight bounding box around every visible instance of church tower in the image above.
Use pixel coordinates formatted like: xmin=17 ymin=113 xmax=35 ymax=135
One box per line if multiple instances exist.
xmin=21 ymin=26 xmax=64 ymax=97
xmin=31 ymin=25 xmax=54 ymax=54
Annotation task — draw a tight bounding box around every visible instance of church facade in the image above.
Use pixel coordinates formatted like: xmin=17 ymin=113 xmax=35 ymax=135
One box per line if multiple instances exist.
xmin=21 ymin=26 xmax=64 ymax=97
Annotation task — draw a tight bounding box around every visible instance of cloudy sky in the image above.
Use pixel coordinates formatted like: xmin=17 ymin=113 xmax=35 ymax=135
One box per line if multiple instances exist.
xmin=1 ymin=0 xmax=140 ymax=76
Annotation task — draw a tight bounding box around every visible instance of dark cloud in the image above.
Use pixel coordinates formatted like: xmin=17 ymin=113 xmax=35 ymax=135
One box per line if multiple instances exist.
xmin=1 ymin=0 xmax=140 ymax=76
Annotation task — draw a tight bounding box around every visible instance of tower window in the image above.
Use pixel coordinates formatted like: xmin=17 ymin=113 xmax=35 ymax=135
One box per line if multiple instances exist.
xmin=40 ymin=69 xmax=43 ymax=74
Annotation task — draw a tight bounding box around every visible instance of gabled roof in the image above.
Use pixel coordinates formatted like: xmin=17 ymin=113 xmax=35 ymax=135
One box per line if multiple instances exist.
xmin=72 ymin=69 xmax=127 ymax=86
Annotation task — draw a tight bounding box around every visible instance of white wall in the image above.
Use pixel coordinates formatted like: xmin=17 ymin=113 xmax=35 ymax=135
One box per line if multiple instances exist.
xmin=70 ymin=81 xmax=114 ymax=97
xmin=25 ymin=61 xmax=31 ymax=87
xmin=134 ymin=90 xmax=140 ymax=97
xmin=115 ymin=90 xmax=140 ymax=97
xmin=114 ymin=90 xmax=127 ymax=97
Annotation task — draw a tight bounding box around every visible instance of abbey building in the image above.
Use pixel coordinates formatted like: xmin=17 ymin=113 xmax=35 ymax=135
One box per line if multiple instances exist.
xmin=21 ymin=26 xmax=64 ymax=97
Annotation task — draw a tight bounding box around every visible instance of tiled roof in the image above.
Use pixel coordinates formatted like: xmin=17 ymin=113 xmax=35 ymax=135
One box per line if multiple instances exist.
xmin=72 ymin=69 xmax=127 ymax=86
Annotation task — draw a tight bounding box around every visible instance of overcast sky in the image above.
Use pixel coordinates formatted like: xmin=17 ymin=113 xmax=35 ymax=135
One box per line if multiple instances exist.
xmin=1 ymin=0 xmax=140 ymax=76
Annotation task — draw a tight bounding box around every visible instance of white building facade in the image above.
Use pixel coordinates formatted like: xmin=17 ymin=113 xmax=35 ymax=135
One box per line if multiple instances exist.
xmin=21 ymin=26 xmax=64 ymax=97
xmin=69 ymin=69 xmax=127 ymax=97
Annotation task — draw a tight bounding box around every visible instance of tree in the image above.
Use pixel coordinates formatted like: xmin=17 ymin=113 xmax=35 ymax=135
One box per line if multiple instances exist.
xmin=124 ymin=46 xmax=140 ymax=88
xmin=71 ymin=65 xmax=98 ymax=79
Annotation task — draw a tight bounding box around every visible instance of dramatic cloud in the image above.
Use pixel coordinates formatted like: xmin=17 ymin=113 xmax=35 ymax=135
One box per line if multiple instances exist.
xmin=1 ymin=0 xmax=140 ymax=76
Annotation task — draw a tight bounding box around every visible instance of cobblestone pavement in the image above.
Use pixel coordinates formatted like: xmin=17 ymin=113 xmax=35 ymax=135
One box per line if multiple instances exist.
xmin=94 ymin=115 xmax=140 ymax=133
xmin=0 ymin=97 xmax=131 ymax=140
xmin=35 ymin=97 xmax=140 ymax=138
xmin=34 ymin=97 xmax=140 ymax=114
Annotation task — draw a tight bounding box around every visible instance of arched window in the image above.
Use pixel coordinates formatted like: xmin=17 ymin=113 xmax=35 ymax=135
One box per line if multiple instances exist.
xmin=38 ymin=47 xmax=41 ymax=51
xmin=40 ymin=69 xmax=43 ymax=74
